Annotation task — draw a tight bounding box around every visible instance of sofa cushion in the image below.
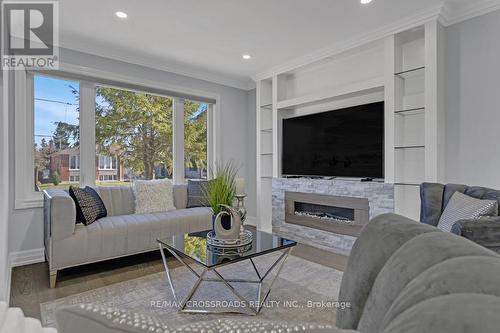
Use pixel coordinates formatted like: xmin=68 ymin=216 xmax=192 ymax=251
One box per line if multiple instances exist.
xmin=96 ymin=185 xmax=188 ymax=214
xmin=186 ymin=180 xmax=209 ymax=208
xmin=382 ymin=256 xmax=500 ymax=331
xmin=69 ymin=186 xmax=107 ymax=225
xmin=133 ymin=179 xmax=176 ymax=214
xmin=336 ymin=214 xmax=440 ymax=330
xmin=95 ymin=186 xmax=135 ymax=217
xmin=464 ymin=186 xmax=500 ymax=215
xmin=173 ymin=184 xmax=188 ymax=209
xmin=357 ymin=232 xmax=497 ymax=333
xmin=442 ymin=184 xmax=468 ymax=213
xmin=51 ymin=207 xmax=212 ymax=269
xmin=419 ymin=183 xmax=444 ymax=226
xmin=437 ymin=192 xmax=498 ymax=232
xmin=382 ymin=294 xmax=500 ymax=333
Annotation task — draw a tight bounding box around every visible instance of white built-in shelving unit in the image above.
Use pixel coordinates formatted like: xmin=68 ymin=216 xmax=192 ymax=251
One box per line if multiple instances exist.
xmin=388 ymin=22 xmax=445 ymax=220
xmin=255 ymin=21 xmax=445 ymax=230
xmin=256 ymin=79 xmax=274 ymax=232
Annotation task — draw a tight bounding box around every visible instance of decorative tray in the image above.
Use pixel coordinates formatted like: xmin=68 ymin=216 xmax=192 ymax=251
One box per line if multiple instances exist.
xmin=206 ymin=229 xmax=253 ymax=248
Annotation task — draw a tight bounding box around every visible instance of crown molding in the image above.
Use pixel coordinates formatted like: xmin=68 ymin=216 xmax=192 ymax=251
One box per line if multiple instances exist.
xmin=58 ymin=40 xmax=254 ymax=91
xmin=252 ymin=0 xmax=500 ymax=81
xmin=251 ymin=4 xmax=444 ymax=81
xmin=439 ymin=0 xmax=500 ymax=26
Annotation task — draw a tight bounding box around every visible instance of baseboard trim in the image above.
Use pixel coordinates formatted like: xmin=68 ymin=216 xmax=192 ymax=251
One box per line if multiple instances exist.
xmin=9 ymin=248 xmax=45 ymax=268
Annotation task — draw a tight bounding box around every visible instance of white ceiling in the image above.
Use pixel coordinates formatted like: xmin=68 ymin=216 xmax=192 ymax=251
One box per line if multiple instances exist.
xmin=57 ymin=0 xmax=499 ymax=89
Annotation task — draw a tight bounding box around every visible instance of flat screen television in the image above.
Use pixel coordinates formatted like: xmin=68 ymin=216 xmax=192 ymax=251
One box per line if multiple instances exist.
xmin=282 ymin=102 xmax=384 ymax=178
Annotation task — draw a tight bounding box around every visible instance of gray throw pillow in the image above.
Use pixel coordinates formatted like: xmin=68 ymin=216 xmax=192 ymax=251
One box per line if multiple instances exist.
xmin=187 ymin=180 xmax=209 ymax=208
xmin=437 ymin=192 xmax=498 ymax=232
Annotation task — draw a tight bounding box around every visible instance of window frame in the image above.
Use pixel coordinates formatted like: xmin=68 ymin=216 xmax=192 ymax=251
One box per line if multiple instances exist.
xmin=98 ymin=155 xmax=116 ymax=171
xmin=14 ymin=63 xmax=219 ymax=209
xmin=69 ymin=155 xmax=80 ymax=170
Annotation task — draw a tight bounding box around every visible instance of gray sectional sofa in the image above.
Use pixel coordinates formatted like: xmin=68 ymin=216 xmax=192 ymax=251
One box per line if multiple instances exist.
xmin=43 ymin=185 xmax=212 ymax=288
xmin=420 ymin=182 xmax=500 ymax=252
xmin=56 ymin=213 xmax=500 ymax=333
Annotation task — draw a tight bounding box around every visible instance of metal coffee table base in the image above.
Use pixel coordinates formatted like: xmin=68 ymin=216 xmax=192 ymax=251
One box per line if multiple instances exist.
xmin=159 ymin=244 xmax=293 ymax=315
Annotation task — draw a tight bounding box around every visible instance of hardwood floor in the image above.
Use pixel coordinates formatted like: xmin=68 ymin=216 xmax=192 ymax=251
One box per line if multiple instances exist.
xmin=9 ymin=244 xmax=347 ymax=321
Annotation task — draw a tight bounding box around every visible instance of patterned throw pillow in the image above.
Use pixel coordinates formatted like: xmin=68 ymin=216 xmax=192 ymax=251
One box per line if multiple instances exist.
xmin=187 ymin=180 xmax=209 ymax=208
xmin=133 ymin=179 xmax=176 ymax=214
xmin=437 ymin=191 xmax=498 ymax=232
xmin=69 ymin=186 xmax=107 ymax=225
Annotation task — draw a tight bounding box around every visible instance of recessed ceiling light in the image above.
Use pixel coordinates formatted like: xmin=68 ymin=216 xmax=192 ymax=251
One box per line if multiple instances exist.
xmin=242 ymin=54 xmax=251 ymax=60
xmin=115 ymin=11 xmax=128 ymax=19
xmin=360 ymin=0 xmax=373 ymax=4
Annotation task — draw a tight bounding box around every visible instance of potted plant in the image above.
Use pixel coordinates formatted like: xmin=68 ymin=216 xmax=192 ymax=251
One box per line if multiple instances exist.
xmin=202 ymin=161 xmax=238 ymax=230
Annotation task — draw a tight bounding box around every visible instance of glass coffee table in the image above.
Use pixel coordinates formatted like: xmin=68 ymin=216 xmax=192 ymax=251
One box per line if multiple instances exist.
xmin=157 ymin=228 xmax=297 ymax=315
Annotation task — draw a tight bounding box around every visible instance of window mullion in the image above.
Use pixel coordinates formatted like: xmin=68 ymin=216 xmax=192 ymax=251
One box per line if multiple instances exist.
xmin=172 ymin=97 xmax=185 ymax=184
xmin=79 ymin=82 xmax=96 ymax=187
xmin=207 ymin=103 xmax=215 ymax=175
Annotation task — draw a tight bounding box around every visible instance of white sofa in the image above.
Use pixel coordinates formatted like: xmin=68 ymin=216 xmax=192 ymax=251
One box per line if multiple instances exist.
xmin=43 ymin=185 xmax=212 ymax=288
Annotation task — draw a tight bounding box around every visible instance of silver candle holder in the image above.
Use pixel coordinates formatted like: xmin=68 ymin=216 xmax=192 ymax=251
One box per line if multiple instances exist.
xmin=235 ymin=194 xmax=247 ymax=234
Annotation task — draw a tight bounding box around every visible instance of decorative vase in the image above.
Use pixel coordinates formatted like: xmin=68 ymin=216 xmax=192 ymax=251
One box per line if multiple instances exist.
xmin=213 ymin=204 xmax=241 ymax=240
xmin=212 ymin=214 xmax=232 ymax=230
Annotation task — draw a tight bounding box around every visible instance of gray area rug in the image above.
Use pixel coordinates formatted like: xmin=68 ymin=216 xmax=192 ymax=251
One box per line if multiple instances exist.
xmin=40 ymin=253 xmax=343 ymax=328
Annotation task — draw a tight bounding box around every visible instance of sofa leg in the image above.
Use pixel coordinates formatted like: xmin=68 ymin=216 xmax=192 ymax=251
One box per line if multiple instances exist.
xmin=49 ymin=270 xmax=57 ymax=288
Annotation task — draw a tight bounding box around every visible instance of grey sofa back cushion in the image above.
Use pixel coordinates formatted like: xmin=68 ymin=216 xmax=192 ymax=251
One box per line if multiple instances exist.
xmin=441 ymin=183 xmax=468 ymax=211
xmin=336 ymin=213 xmax=439 ymax=330
xmin=173 ymin=184 xmax=188 ymax=209
xmin=382 ymin=294 xmax=500 ymax=333
xmin=419 ymin=183 xmax=445 ymax=226
xmin=186 ymin=180 xmax=209 ymax=208
xmin=382 ymin=256 xmax=500 ymax=331
xmin=464 ymin=186 xmax=500 ymax=212
xmin=95 ymin=185 xmax=188 ymax=216
xmin=96 ymin=187 xmax=135 ymax=217
xmin=357 ymin=232 xmax=497 ymax=333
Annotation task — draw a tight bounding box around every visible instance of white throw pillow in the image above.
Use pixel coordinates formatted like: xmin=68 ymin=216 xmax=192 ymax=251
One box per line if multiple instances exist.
xmin=133 ymin=179 xmax=176 ymax=214
xmin=437 ymin=192 xmax=498 ymax=232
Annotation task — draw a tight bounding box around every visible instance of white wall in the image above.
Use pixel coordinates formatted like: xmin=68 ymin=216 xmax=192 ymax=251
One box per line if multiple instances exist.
xmin=7 ymin=48 xmax=256 ymax=259
xmin=445 ymin=10 xmax=500 ymax=188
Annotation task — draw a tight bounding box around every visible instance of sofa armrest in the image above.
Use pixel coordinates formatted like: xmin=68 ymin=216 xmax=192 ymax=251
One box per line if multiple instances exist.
xmin=44 ymin=189 xmax=76 ymax=241
xmin=452 ymin=217 xmax=500 ymax=247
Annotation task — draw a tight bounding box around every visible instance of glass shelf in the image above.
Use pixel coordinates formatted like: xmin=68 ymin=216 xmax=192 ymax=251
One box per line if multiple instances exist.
xmin=395 ymin=66 xmax=425 ymax=79
xmin=260 ymin=104 xmax=273 ymax=110
xmin=394 ymin=107 xmax=425 ymax=115
xmin=261 ymin=128 xmax=273 ymax=133
xmin=261 ymin=152 xmax=273 ymax=155
xmin=394 ymin=145 xmax=425 ymax=150
xmin=394 ymin=182 xmax=421 ymax=187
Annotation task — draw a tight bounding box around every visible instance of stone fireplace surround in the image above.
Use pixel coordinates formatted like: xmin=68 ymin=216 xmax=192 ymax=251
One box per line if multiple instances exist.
xmin=272 ymin=178 xmax=394 ymax=255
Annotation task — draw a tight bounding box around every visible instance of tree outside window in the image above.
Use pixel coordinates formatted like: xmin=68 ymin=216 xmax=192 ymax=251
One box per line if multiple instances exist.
xmin=34 ymin=76 xmax=80 ymax=191
xmin=184 ymin=101 xmax=207 ymax=179
xmin=34 ymin=75 xmax=210 ymax=191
